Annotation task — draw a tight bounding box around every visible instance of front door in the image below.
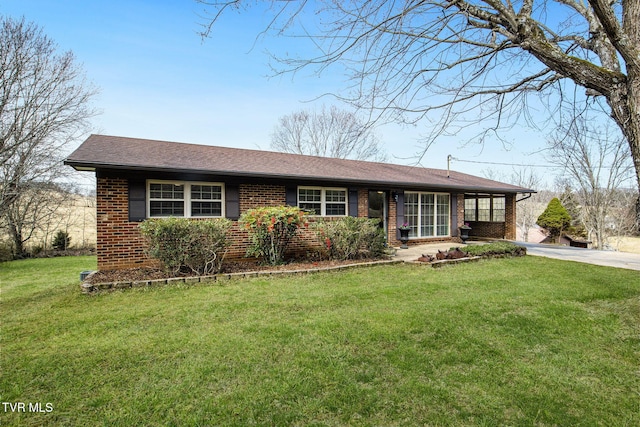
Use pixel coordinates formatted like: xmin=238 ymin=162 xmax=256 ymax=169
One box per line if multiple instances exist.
xmin=368 ymin=191 xmax=387 ymax=238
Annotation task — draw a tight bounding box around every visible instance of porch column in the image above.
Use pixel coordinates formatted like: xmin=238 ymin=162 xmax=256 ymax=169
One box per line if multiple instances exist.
xmin=505 ymin=194 xmax=516 ymax=240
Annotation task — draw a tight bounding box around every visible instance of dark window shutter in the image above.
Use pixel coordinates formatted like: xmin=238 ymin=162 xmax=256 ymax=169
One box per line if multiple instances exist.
xmin=128 ymin=179 xmax=146 ymax=222
xmin=285 ymin=186 xmax=298 ymax=207
xmin=348 ymin=189 xmax=358 ymax=217
xmin=395 ymin=191 xmax=405 ymax=238
xmin=226 ymin=185 xmax=240 ymax=220
xmin=450 ymin=193 xmax=458 ymax=236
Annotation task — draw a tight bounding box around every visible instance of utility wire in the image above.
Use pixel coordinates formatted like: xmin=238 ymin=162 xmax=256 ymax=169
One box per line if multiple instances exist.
xmin=450 ymin=156 xmax=559 ymax=169
xmin=450 ymin=156 xmax=630 ymax=170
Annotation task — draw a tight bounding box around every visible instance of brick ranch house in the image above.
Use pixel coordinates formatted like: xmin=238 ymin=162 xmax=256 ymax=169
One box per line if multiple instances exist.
xmin=65 ymin=135 xmax=535 ymax=271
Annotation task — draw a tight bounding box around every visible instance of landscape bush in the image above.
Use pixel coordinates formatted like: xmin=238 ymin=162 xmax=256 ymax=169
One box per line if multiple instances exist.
xmin=0 ymin=239 xmax=13 ymax=262
xmin=537 ymin=198 xmax=572 ymax=243
xmin=314 ymin=217 xmax=387 ymax=260
xmin=240 ymin=206 xmax=308 ymax=265
xmin=52 ymin=230 xmax=71 ymax=251
xmin=453 ymin=242 xmax=527 ymax=257
xmin=139 ymin=217 xmax=232 ymax=275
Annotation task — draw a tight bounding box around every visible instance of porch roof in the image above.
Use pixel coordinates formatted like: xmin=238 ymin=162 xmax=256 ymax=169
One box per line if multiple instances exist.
xmin=65 ymin=134 xmax=535 ymax=194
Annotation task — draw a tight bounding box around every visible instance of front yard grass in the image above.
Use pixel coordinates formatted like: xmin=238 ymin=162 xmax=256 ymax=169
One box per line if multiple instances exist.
xmin=1 ymin=255 xmax=639 ymax=426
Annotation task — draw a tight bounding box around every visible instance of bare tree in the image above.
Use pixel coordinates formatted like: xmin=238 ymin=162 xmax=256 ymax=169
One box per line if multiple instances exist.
xmin=199 ymin=0 xmax=640 ymax=224
xmin=608 ymin=188 xmax=638 ymax=248
xmin=5 ymin=183 xmax=73 ymax=256
xmin=547 ymin=117 xmax=633 ymax=249
xmin=17 ymin=186 xmax=97 ymax=253
xmin=511 ymin=169 xmax=544 ymax=242
xmin=0 ymin=16 xmax=97 ymax=256
xmin=271 ymin=105 xmax=386 ymax=161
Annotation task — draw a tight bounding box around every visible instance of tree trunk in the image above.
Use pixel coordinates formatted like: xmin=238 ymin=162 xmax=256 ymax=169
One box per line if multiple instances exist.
xmin=635 ymin=195 xmax=640 ymax=234
xmin=622 ymin=0 xmax=640 ymax=231
xmin=8 ymin=220 xmax=25 ymax=258
xmin=600 ymin=29 xmax=640 ymax=229
xmin=606 ymin=66 xmax=640 ymax=232
xmin=624 ymin=64 xmax=640 ymax=231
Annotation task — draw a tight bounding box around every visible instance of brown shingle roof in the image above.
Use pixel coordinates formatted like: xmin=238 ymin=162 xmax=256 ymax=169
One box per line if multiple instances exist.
xmin=65 ymin=134 xmax=534 ymax=193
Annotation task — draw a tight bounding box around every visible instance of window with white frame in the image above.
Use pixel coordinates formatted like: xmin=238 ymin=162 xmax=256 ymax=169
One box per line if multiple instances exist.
xmin=477 ymin=198 xmax=491 ymax=221
xmin=464 ymin=194 xmax=506 ymax=222
xmin=148 ymin=180 xmax=224 ymax=218
xmin=436 ymin=194 xmax=450 ymax=236
xmin=404 ymin=192 xmax=450 ymax=238
xmin=492 ymin=196 xmax=506 ymax=222
xmin=464 ymin=198 xmax=476 ymax=221
xmin=298 ymin=187 xmax=347 ymax=216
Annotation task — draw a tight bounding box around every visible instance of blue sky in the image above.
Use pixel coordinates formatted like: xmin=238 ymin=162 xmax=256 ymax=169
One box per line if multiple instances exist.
xmin=2 ymin=0 xmax=554 ymax=187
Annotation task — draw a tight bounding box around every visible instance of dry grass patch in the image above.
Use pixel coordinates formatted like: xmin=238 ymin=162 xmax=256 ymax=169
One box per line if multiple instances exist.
xmin=612 ymin=236 xmax=640 ymax=254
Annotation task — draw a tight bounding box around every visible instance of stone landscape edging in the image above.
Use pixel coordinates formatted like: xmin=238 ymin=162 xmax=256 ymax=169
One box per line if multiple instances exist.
xmin=81 ymin=250 xmax=526 ymax=294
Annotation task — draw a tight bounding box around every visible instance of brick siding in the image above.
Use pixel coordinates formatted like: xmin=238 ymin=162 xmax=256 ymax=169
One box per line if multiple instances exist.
xmin=357 ymin=189 xmax=368 ymax=219
xmin=95 ymin=178 xmax=516 ymax=270
xmin=96 ymin=177 xmax=149 ymax=270
xmin=388 ymin=192 xmax=399 ymax=246
xmin=467 ymin=221 xmax=506 ymax=239
xmin=239 ymin=184 xmax=286 ymax=210
xmin=505 ymin=193 xmax=516 ymax=240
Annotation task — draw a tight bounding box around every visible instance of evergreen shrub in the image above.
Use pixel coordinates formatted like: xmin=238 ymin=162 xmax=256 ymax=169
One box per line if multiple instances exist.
xmin=52 ymin=230 xmax=71 ymax=251
xmin=537 ymin=198 xmax=571 ymax=243
xmin=457 ymin=242 xmax=526 ymax=257
xmin=314 ymin=217 xmax=386 ymax=260
xmin=139 ymin=217 xmax=232 ymax=275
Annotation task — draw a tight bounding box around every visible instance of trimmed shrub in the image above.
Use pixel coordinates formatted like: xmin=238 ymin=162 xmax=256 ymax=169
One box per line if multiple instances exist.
xmin=537 ymin=198 xmax=571 ymax=243
xmin=139 ymin=217 xmax=232 ymax=275
xmin=451 ymin=242 xmax=526 ymax=257
xmin=52 ymin=230 xmax=71 ymax=251
xmin=240 ymin=206 xmax=308 ymax=265
xmin=314 ymin=217 xmax=387 ymax=260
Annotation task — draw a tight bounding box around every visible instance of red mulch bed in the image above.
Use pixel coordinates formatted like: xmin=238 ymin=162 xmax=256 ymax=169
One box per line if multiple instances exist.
xmin=85 ymin=258 xmax=388 ymax=285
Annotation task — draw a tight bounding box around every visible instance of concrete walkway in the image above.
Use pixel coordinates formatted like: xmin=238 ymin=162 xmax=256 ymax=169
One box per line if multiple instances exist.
xmin=392 ymin=242 xmax=479 ymax=262
xmin=392 ymin=240 xmax=640 ymax=271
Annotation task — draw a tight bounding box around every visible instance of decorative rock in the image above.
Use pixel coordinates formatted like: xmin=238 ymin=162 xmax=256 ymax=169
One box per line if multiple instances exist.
xmin=81 ymin=283 xmax=95 ymax=294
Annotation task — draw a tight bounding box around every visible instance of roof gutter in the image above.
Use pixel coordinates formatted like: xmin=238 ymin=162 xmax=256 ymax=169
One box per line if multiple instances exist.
xmin=516 ymin=192 xmax=535 ymax=202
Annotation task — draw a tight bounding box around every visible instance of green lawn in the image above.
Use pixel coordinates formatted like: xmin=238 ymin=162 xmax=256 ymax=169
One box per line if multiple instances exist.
xmin=1 ymin=255 xmax=639 ymax=426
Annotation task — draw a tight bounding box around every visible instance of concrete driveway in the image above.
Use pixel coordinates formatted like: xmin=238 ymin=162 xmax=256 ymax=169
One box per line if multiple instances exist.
xmin=394 ymin=241 xmax=640 ymax=271
xmin=515 ymin=241 xmax=640 ymax=271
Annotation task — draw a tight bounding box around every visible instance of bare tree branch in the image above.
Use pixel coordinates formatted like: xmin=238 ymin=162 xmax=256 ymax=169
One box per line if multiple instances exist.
xmin=0 ymin=16 xmax=98 ymax=256
xmin=198 ymin=0 xmax=640 ymax=226
xmin=271 ymin=104 xmax=387 ymax=161
xmin=547 ymin=114 xmax=634 ymax=248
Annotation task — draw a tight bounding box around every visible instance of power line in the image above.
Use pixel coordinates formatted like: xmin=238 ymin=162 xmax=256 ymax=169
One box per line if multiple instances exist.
xmin=450 ymin=156 xmax=632 ymax=170
xmin=450 ymin=156 xmax=559 ymax=169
